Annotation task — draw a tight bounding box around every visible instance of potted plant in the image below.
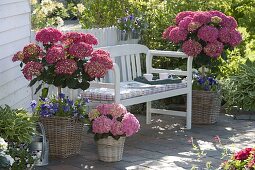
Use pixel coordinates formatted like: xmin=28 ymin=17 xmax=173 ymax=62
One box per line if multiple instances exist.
xmin=0 ymin=105 xmax=37 ymax=169
xmin=221 ymin=147 xmax=255 ymax=169
xmin=31 ymin=93 xmax=88 ymax=158
xmin=163 ymin=10 xmax=242 ymax=124
xmin=88 ymin=103 xmax=140 ymax=162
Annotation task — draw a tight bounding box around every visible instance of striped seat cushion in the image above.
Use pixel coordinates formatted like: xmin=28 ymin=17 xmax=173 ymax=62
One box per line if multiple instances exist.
xmin=82 ymin=81 xmax=187 ymax=101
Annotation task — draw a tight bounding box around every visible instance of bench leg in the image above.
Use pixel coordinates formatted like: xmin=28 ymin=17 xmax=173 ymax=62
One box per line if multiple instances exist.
xmin=186 ymin=92 xmax=192 ymax=129
xmin=146 ymin=101 xmax=151 ymax=124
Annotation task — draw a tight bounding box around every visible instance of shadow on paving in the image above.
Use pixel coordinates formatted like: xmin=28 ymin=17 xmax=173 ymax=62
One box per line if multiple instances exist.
xmin=35 ymin=113 xmax=255 ymax=170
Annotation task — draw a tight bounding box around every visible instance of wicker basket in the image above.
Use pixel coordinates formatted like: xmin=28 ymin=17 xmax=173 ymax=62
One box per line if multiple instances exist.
xmin=192 ymin=90 xmax=221 ymax=124
xmin=96 ymin=136 xmax=125 ymax=162
xmin=40 ymin=117 xmax=84 ymax=158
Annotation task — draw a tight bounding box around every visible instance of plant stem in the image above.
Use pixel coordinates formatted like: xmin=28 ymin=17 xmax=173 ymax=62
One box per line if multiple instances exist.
xmin=58 ymin=86 xmax=61 ymax=94
xmin=201 ymin=66 xmax=205 ymax=77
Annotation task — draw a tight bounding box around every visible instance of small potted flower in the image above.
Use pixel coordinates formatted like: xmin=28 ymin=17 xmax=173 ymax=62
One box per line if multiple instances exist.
xmin=88 ymin=103 xmax=140 ymax=162
xmin=31 ymin=93 xmax=88 ymax=158
xmin=221 ymin=147 xmax=255 ymax=170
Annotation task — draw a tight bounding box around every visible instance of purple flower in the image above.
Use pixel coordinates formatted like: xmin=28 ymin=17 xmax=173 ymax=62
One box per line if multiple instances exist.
xmin=59 ymin=93 xmax=65 ymax=99
xmin=178 ymin=16 xmax=193 ymax=30
xmin=52 ymin=103 xmax=59 ymax=112
xmin=67 ymin=99 xmax=74 ymax=106
xmin=30 ymin=100 xmax=37 ymax=109
xmin=197 ymin=25 xmax=219 ymax=42
xmin=221 ymin=16 xmax=238 ymax=29
xmin=63 ymin=105 xmax=70 ymax=112
xmin=175 ymin=11 xmax=194 ymax=25
xmin=192 ymin=11 xmax=212 ymax=25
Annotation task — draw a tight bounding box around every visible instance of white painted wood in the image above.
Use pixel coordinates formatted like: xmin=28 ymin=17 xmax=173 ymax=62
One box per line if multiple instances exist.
xmin=86 ymin=44 xmax=193 ymax=129
xmin=121 ymin=56 xmax=127 ymax=81
xmin=150 ymin=109 xmax=186 ymax=117
xmin=0 ymin=0 xmax=31 ymax=108
xmin=130 ymin=54 xmax=136 ymax=79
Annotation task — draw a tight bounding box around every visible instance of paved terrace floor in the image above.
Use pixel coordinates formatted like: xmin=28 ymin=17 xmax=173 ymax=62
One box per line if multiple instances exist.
xmin=36 ymin=113 xmax=255 ymax=170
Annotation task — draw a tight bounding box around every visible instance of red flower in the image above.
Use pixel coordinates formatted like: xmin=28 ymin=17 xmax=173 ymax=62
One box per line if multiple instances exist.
xmin=36 ymin=27 xmax=63 ymax=44
xmin=182 ymin=39 xmax=202 ymax=57
xmin=61 ymin=32 xmax=82 ymax=45
xmin=22 ymin=61 xmax=43 ymax=80
xmin=45 ymin=45 xmax=65 ymax=64
xmin=12 ymin=51 xmax=24 ymax=62
xmin=23 ymin=43 xmax=42 ymax=62
xmin=81 ymin=33 xmax=98 ymax=45
xmin=55 ymin=59 xmax=78 ymax=75
xmin=234 ymin=148 xmax=252 ymax=160
xmin=69 ymin=42 xmax=93 ymax=59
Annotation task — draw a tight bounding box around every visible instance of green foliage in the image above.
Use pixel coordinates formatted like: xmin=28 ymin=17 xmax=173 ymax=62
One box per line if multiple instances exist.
xmin=0 ymin=105 xmax=36 ymax=144
xmin=222 ymin=56 xmax=255 ymax=111
xmin=31 ymin=0 xmax=68 ymax=30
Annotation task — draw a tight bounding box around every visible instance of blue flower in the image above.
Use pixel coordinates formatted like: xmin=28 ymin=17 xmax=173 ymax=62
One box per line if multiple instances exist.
xmin=63 ymin=105 xmax=70 ymax=112
xmin=83 ymin=98 xmax=90 ymax=103
xmin=30 ymin=100 xmax=37 ymax=109
xmin=67 ymin=99 xmax=74 ymax=106
xmin=59 ymin=93 xmax=65 ymax=99
xmin=129 ymin=15 xmax=134 ymax=21
xmin=198 ymin=77 xmax=205 ymax=85
xmin=52 ymin=103 xmax=59 ymax=112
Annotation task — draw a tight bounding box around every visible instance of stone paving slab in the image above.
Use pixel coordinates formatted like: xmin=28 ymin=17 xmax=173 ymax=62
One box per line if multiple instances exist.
xmin=35 ymin=113 xmax=255 ymax=170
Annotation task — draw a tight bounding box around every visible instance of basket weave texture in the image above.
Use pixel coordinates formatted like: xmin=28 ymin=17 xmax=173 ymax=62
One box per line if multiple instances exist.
xmin=40 ymin=117 xmax=84 ymax=158
xmin=96 ymin=136 xmax=125 ymax=162
xmin=192 ymin=90 xmax=221 ymax=124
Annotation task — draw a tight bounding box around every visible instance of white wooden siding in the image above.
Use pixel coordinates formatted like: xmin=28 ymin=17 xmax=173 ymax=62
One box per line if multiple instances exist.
xmin=0 ymin=0 xmax=31 ymax=108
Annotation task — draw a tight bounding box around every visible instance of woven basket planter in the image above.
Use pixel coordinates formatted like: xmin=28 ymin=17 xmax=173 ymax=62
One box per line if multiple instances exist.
xmin=96 ymin=136 xmax=125 ymax=162
xmin=192 ymin=90 xmax=221 ymax=124
xmin=40 ymin=117 xmax=84 ymax=158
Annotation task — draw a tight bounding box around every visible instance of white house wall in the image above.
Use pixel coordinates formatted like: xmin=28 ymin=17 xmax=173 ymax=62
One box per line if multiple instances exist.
xmin=0 ymin=0 xmax=31 ymax=108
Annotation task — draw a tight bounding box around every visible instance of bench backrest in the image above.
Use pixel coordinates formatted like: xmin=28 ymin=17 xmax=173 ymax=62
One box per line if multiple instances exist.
xmin=98 ymin=44 xmax=149 ymax=82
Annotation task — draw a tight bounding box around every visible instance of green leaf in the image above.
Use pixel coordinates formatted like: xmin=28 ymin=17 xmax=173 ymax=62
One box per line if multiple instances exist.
xmin=80 ymin=81 xmax=90 ymax=90
xmin=41 ymin=87 xmax=49 ymax=98
xmin=28 ymin=78 xmax=38 ymax=87
xmin=19 ymin=62 xmax=23 ymax=68
xmin=66 ymin=78 xmax=78 ymax=89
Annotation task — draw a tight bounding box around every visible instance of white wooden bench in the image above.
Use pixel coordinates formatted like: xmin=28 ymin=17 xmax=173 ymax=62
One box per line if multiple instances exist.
xmin=82 ymin=44 xmax=193 ymax=129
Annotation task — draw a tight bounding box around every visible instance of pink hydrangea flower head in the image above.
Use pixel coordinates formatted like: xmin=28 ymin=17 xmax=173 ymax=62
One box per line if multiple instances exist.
xmin=54 ymin=59 xmax=78 ymax=75
xmin=221 ymin=16 xmax=238 ymax=29
xmin=182 ymin=39 xmax=202 ymax=57
xmin=22 ymin=61 xmax=43 ymax=80
xmin=175 ymin=11 xmax=194 ymax=25
xmin=122 ymin=112 xmax=140 ymax=137
xmin=229 ymin=29 xmax=242 ymax=47
xmin=81 ymin=33 xmax=98 ymax=45
xmin=96 ymin=104 xmax=112 ymax=115
xmin=92 ymin=115 xmax=113 ymax=134
xmin=188 ymin=22 xmax=202 ymax=32
xmin=211 ymin=16 xmax=222 ymax=24
xmin=219 ymin=27 xmax=232 ymax=44
xmin=88 ymin=109 xmax=100 ymax=121
xmin=45 ymin=45 xmax=65 ymax=64
xmin=23 ymin=43 xmax=42 ymax=62
xmin=110 ymin=119 xmax=124 ymax=136
xmin=178 ymin=16 xmax=193 ymax=30
xmin=162 ymin=26 xmax=175 ymax=40
xmin=61 ymin=32 xmax=82 ymax=45
xmin=197 ymin=25 xmax=219 ymax=42
xmin=169 ymin=27 xmax=188 ymax=43
xmin=12 ymin=51 xmax=24 ymax=62
xmin=209 ymin=10 xmax=227 ymax=21
xmin=204 ymin=41 xmax=224 ymax=58
xmin=69 ymin=42 xmax=93 ymax=59
xmin=36 ymin=27 xmax=63 ymax=44
xmin=84 ymin=60 xmax=109 ymax=78
xmin=108 ymin=103 xmax=127 ymax=118
xmin=90 ymin=49 xmax=113 ymax=69
xmin=219 ymin=28 xmax=242 ymax=46
xmin=192 ymin=11 xmax=212 ymax=25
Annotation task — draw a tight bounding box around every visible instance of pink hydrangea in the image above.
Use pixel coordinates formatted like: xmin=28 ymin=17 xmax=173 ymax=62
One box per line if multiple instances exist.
xmin=108 ymin=103 xmax=127 ymax=118
xmin=110 ymin=119 xmax=124 ymax=136
xmin=81 ymin=33 xmax=98 ymax=45
xmin=178 ymin=16 xmax=193 ymax=30
xmin=90 ymin=49 xmax=113 ymax=69
xmin=22 ymin=61 xmax=43 ymax=80
xmin=192 ymin=11 xmax=212 ymax=25
xmin=36 ymin=27 xmax=63 ymax=44
xmin=69 ymin=42 xmax=93 ymax=59
xmin=96 ymin=104 xmax=112 ymax=115
xmin=84 ymin=61 xmax=107 ymax=78
xmin=61 ymin=32 xmax=82 ymax=45
xmin=221 ymin=16 xmax=238 ymax=29
xmin=12 ymin=51 xmax=24 ymax=62
xmin=197 ymin=25 xmax=219 ymax=42
xmin=204 ymin=41 xmax=224 ymax=58
xmin=122 ymin=113 xmax=140 ymax=137
xmin=219 ymin=28 xmax=242 ymax=46
xmin=182 ymin=39 xmax=202 ymax=57
xmin=169 ymin=27 xmax=188 ymax=43
xmin=92 ymin=115 xmax=113 ymax=134
xmin=54 ymin=59 xmax=78 ymax=75
xmin=162 ymin=26 xmax=175 ymax=40
xmin=175 ymin=11 xmax=194 ymax=25
xmin=45 ymin=45 xmax=65 ymax=64
xmin=23 ymin=43 xmax=42 ymax=62
xmin=188 ymin=22 xmax=202 ymax=32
